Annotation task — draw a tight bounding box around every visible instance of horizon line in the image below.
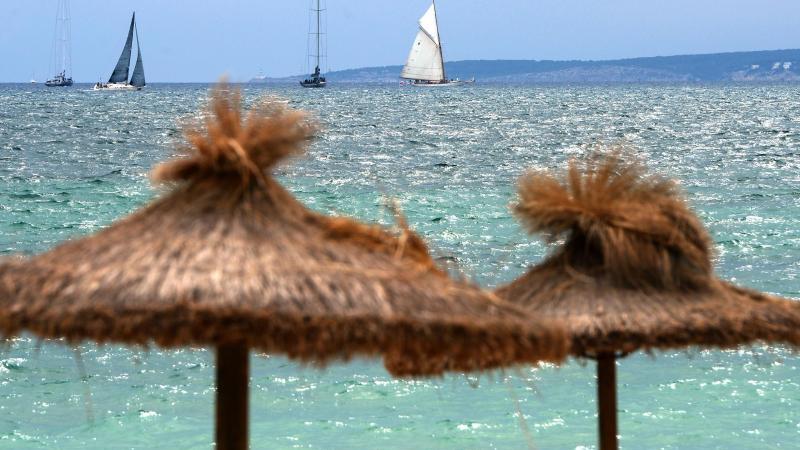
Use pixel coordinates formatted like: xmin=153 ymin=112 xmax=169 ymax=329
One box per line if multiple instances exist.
xmin=8 ymin=47 xmax=800 ymax=83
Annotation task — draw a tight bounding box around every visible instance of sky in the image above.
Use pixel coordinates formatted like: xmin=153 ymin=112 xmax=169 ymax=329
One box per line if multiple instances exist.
xmin=2 ymin=0 xmax=800 ymax=82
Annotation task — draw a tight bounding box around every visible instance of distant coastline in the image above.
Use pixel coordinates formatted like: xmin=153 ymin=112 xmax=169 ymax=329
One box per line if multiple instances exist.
xmin=250 ymin=48 xmax=800 ymax=84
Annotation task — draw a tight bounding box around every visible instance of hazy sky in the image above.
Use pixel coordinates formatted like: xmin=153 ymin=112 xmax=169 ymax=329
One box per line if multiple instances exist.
xmin=2 ymin=0 xmax=800 ymax=82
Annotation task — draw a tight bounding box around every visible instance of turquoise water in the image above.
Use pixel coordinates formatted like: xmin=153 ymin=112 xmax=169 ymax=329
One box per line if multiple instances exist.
xmin=0 ymin=83 xmax=799 ymax=449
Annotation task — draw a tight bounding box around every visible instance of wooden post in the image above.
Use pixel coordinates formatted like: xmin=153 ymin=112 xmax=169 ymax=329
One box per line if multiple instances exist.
xmin=597 ymin=352 xmax=618 ymax=450
xmin=216 ymin=342 xmax=249 ymax=450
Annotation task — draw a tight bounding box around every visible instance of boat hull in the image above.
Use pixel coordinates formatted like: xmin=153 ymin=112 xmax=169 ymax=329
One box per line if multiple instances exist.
xmin=402 ymin=79 xmax=474 ymax=87
xmin=45 ymin=78 xmax=73 ymax=87
xmin=410 ymin=81 xmax=460 ymax=87
xmin=93 ymin=83 xmax=142 ymax=91
xmin=300 ymin=80 xmax=327 ymax=88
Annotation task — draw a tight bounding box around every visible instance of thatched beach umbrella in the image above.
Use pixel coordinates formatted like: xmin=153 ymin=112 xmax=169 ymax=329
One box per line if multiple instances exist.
xmin=495 ymin=152 xmax=800 ymax=450
xmin=0 ymin=86 xmax=568 ymax=450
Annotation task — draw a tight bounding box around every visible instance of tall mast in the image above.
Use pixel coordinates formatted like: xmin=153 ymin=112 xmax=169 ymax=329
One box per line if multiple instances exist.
xmin=316 ymin=0 xmax=321 ymax=71
xmin=51 ymin=0 xmax=72 ymax=77
xmin=65 ymin=0 xmax=72 ymax=77
xmin=432 ymin=0 xmax=445 ymax=81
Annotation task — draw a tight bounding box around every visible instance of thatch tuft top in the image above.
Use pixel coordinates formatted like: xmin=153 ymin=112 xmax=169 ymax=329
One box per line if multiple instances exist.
xmin=497 ymin=151 xmax=800 ymax=357
xmin=153 ymin=87 xmax=315 ymax=185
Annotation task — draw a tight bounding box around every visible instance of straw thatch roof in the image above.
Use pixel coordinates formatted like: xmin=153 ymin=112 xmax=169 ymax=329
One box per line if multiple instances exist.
xmin=496 ymin=152 xmax=800 ymax=357
xmin=0 ymin=86 xmax=568 ymax=376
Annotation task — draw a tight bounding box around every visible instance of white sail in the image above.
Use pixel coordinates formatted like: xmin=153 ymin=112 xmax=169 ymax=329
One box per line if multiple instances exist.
xmin=400 ymin=3 xmax=444 ymax=81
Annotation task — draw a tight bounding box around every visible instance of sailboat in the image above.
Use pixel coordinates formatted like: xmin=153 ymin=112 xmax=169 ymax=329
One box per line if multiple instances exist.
xmin=45 ymin=0 xmax=73 ymax=87
xmin=94 ymin=12 xmax=145 ymax=91
xmin=400 ymin=0 xmax=472 ymax=86
xmin=300 ymin=0 xmax=327 ymax=88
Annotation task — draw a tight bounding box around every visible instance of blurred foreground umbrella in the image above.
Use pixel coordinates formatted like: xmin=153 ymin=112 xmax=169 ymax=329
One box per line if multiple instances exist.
xmin=496 ymin=152 xmax=800 ymax=450
xmin=0 ymin=86 xmax=568 ymax=450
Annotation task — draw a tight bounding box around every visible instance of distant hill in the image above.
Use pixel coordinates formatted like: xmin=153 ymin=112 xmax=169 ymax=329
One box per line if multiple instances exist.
xmin=251 ymin=49 xmax=800 ymax=84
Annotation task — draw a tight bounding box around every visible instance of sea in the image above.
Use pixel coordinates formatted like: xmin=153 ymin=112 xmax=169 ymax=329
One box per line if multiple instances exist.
xmin=0 ymin=82 xmax=798 ymax=449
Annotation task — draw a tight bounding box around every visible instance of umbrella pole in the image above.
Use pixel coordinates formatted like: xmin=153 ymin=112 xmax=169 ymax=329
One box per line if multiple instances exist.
xmin=597 ymin=352 xmax=618 ymax=450
xmin=216 ymin=342 xmax=249 ymax=450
